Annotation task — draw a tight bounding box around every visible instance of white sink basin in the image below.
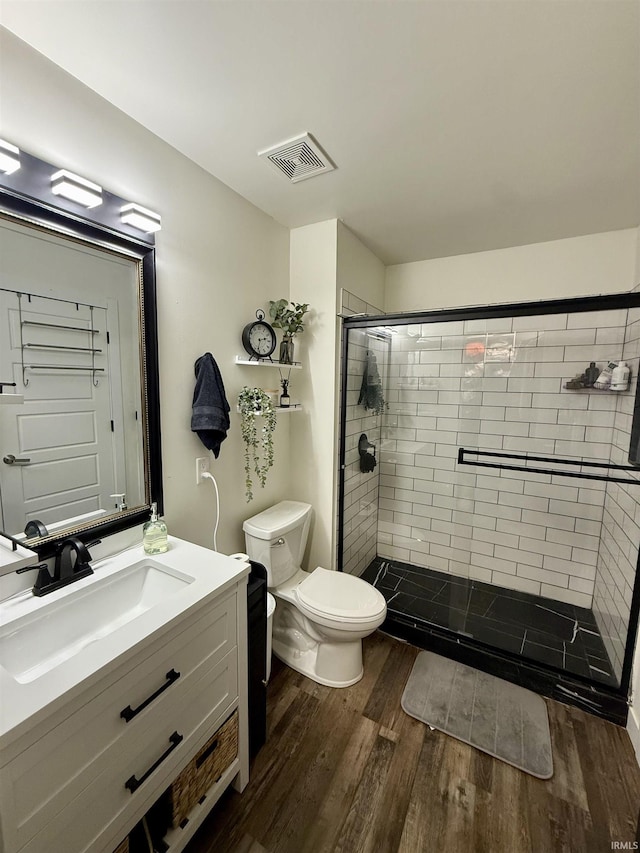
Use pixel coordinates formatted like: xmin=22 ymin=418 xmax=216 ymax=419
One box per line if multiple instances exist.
xmin=0 ymin=561 xmax=194 ymax=683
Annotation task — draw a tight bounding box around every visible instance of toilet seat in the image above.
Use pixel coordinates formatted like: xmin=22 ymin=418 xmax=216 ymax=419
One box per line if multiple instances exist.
xmin=296 ymin=567 xmax=387 ymax=623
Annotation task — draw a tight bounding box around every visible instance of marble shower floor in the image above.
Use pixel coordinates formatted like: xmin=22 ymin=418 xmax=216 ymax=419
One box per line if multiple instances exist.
xmin=361 ymin=557 xmax=617 ymax=689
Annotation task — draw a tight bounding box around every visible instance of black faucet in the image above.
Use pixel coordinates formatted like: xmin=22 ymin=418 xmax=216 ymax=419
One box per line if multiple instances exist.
xmin=17 ymin=536 xmax=101 ymax=596
xmin=55 ymin=537 xmax=95 ymax=580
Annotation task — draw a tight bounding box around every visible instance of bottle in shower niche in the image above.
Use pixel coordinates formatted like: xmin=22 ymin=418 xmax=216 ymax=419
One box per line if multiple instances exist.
xmin=594 ymin=361 xmax=618 ymax=390
xmin=611 ymin=361 xmax=630 ymax=391
xmin=584 ymin=362 xmax=600 ymax=387
xmin=143 ymin=502 xmax=168 ymax=554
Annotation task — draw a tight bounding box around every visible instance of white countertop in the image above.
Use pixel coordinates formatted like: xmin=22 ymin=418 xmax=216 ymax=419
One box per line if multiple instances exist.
xmin=0 ymin=537 xmax=250 ymax=752
xmin=0 ymin=538 xmax=38 ymax=575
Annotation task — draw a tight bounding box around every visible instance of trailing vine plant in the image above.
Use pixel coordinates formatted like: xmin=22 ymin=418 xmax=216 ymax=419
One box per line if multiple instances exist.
xmin=238 ymin=386 xmax=277 ymax=502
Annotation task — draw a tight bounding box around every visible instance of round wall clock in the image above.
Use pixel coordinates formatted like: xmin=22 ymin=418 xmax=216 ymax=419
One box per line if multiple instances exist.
xmin=242 ymin=309 xmax=277 ymax=360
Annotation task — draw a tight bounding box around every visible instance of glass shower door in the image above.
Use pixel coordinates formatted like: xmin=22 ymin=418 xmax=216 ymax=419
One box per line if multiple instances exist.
xmin=342 ymin=298 xmax=640 ymax=694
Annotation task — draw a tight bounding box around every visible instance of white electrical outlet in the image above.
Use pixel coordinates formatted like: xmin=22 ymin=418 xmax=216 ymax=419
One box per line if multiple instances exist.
xmin=195 ymin=456 xmax=210 ymax=485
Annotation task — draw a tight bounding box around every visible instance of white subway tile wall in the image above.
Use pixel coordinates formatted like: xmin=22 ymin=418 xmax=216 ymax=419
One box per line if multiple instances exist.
xmin=340 ymin=290 xmax=385 ymax=576
xmin=377 ymin=311 xmax=631 ymax=611
xmin=593 ymin=296 xmax=640 ymax=680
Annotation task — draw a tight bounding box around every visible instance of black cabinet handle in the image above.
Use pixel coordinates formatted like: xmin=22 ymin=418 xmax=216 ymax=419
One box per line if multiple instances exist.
xmin=120 ymin=669 xmax=180 ymax=722
xmin=124 ymin=731 xmax=183 ymax=794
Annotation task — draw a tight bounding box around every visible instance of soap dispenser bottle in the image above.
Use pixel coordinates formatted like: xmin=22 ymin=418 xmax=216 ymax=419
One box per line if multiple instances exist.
xmin=111 ymin=492 xmax=128 ymax=512
xmin=143 ymin=502 xmax=168 ymax=554
xmin=611 ymin=361 xmax=630 ymax=391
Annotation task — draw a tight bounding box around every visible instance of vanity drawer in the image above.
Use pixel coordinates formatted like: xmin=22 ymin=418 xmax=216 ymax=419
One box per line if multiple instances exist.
xmin=1 ymin=592 xmax=237 ymax=852
xmin=22 ymin=650 xmax=238 ymax=853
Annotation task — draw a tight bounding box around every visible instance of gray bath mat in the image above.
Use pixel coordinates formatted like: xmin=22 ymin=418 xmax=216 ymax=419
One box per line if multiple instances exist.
xmin=401 ymin=651 xmax=553 ymax=779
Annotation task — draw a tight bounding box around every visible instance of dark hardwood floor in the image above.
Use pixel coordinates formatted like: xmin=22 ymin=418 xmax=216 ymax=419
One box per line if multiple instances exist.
xmin=186 ymin=632 xmax=640 ymax=853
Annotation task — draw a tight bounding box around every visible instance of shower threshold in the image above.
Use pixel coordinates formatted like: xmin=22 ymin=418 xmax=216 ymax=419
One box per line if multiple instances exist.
xmin=362 ymin=557 xmax=617 ymax=691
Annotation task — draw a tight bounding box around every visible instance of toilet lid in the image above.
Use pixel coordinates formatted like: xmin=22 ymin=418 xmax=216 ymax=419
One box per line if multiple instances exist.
xmin=296 ymin=567 xmax=386 ymax=620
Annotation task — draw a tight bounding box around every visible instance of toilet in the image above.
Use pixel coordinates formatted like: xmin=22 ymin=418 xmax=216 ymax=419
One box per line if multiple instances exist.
xmin=243 ymin=500 xmax=387 ymax=688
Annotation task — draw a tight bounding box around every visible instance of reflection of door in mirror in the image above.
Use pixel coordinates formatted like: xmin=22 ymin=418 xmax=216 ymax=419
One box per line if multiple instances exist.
xmin=0 ymin=217 xmax=146 ymax=538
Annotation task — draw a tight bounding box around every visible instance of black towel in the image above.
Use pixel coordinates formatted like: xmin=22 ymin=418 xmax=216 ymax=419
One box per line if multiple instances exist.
xmin=191 ymin=353 xmax=230 ymax=458
xmin=358 ymin=350 xmax=385 ymax=415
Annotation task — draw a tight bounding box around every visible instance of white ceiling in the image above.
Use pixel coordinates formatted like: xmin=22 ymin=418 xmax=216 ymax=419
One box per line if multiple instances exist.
xmin=1 ymin=0 xmax=639 ymax=265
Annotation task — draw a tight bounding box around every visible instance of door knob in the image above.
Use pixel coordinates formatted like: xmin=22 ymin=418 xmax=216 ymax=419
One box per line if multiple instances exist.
xmin=3 ymin=454 xmax=31 ymax=465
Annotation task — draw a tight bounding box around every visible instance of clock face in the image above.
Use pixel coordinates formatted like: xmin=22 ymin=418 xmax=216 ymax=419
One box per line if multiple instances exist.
xmin=243 ymin=321 xmax=276 ymax=357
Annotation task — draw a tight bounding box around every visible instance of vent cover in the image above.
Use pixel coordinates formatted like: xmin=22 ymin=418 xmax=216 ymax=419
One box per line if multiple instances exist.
xmin=258 ymin=133 xmax=336 ymax=183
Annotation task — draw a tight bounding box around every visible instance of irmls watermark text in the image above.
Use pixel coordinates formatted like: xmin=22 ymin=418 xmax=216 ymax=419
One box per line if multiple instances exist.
xmin=611 ymin=843 xmax=639 ymax=850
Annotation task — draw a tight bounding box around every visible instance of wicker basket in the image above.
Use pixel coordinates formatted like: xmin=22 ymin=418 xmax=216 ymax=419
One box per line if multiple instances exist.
xmin=113 ymin=838 xmax=129 ymax=853
xmin=170 ymin=710 xmax=239 ymax=828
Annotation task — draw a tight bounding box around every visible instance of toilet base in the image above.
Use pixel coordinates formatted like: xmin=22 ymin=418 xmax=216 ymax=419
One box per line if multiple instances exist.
xmin=272 ymin=635 xmax=364 ymax=688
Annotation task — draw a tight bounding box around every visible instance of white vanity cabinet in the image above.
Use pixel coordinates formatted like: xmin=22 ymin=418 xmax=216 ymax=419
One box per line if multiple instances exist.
xmin=0 ymin=541 xmax=250 ymax=853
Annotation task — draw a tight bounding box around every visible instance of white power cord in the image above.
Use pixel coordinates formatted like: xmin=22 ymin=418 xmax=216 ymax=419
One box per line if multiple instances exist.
xmin=201 ymin=470 xmax=220 ymax=551
xmin=142 ymin=815 xmax=154 ymax=852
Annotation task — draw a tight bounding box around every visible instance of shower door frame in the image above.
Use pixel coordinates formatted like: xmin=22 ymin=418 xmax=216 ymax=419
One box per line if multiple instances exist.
xmin=338 ymin=291 xmax=640 ymax=716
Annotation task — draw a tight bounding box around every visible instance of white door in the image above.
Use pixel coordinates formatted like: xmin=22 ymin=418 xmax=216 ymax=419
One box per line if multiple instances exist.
xmin=0 ymin=292 xmax=117 ymax=535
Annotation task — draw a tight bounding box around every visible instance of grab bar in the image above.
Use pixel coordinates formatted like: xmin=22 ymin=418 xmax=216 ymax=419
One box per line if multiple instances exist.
xmin=457 ymin=447 xmax=640 ymax=485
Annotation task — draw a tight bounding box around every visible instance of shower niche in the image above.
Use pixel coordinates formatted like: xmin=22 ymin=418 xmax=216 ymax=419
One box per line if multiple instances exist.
xmin=339 ymin=293 xmax=640 ymax=723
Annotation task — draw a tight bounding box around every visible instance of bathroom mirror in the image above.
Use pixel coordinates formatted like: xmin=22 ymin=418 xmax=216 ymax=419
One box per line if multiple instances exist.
xmin=0 ymin=177 xmax=162 ymax=557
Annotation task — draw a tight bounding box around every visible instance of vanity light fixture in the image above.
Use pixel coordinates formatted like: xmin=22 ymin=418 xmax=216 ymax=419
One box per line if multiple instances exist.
xmin=51 ymin=169 xmax=103 ymax=208
xmin=120 ymin=203 xmax=162 ymax=233
xmin=0 ymin=139 xmax=21 ymax=175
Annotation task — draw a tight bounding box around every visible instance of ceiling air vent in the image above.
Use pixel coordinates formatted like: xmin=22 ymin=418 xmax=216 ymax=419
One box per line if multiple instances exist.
xmin=258 ymin=133 xmax=336 ymax=183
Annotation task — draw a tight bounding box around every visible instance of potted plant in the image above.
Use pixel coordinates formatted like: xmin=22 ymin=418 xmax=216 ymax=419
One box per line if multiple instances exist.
xmin=238 ymin=386 xmax=277 ymax=502
xmin=268 ymin=299 xmax=310 ymax=364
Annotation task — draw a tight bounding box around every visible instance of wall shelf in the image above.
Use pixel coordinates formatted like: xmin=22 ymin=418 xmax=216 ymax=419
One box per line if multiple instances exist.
xmin=235 ymin=356 xmax=301 ymax=369
xmin=236 ymin=404 xmax=302 ymax=414
xmin=563 ymin=384 xmax=630 ymax=393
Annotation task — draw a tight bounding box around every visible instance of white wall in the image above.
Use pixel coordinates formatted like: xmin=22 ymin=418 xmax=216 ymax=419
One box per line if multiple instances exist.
xmin=337 ymin=221 xmax=385 ymax=314
xmin=385 ymin=229 xmax=639 ymax=313
xmin=0 ymin=29 xmax=291 ymax=560
xmin=288 ymin=220 xmax=386 ymax=573
xmin=289 ymin=220 xmax=339 ymax=571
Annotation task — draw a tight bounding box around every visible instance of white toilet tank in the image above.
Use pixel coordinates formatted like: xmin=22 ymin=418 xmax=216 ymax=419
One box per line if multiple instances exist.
xmin=243 ymin=501 xmax=312 ymax=588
